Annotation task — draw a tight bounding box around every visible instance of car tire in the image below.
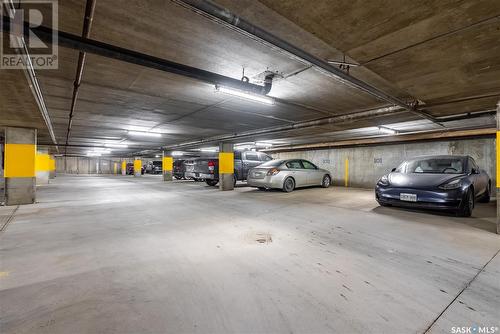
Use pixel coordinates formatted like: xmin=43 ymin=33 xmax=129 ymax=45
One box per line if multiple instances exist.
xmin=321 ymin=175 xmax=331 ymax=188
xmin=478 ymin=183 xmax=491 ymax=203
xmin=457 ymin=189 xmax=474 ymax=217
xmin=206 ymin=180 xmax=218 ymax=186
xmin=258 ymin=187 xmax=266 ymax=191
xmin=282 ymin=177 xmax=295 ymax=193
xmin=234 ymin=174 xmax=237 ymax=187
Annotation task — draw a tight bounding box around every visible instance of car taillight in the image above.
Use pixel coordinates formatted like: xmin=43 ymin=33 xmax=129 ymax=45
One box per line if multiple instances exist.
xmin=208 ymin=160 xmax=215 ymax=173
xmin=267 ymin=168 xmax=280 ymax=176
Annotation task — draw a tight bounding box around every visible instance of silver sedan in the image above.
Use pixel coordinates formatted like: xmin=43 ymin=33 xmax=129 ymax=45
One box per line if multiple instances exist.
xmin=247 ymin=159 xmax=332 ymax=192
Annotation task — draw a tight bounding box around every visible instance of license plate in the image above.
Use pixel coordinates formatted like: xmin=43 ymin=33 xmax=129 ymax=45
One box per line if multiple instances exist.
xmin=400 ymin=193 xmax=417 ymax=202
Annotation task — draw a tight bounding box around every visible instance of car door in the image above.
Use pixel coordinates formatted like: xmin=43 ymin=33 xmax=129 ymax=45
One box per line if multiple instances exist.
xmin=285 ymin=160 xmax=308 ymax=187
xmin=242 ymin=151 xmax=262 ymax=179
xmin=469 ymin=157 xmax=487 ymax=196
xmin=301 ymin=160 xmax=323 ymax=185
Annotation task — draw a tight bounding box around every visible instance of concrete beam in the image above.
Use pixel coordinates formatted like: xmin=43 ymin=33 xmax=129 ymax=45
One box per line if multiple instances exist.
xmin=219 ymin=143 xmax=234 ymax=191
xmin=4 ymin=127 xmax=37 ymax=205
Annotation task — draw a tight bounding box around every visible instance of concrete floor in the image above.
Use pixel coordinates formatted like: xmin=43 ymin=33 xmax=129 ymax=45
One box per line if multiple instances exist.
xmin=1 ymin=175 xmax=499 ymax=334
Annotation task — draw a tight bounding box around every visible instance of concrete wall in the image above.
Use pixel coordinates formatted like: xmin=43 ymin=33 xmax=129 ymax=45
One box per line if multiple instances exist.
xmin=273 ymin=138 xmax=496 ymax=189
xmin=56 ymin=157 xmax=123 ymax=175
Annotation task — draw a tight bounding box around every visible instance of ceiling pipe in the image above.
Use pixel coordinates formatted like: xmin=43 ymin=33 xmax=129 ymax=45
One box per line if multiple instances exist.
xmin=0 ymin=17 xmax=272 ymax=96
xmin=171 ymin=0 xmax=441 ymax=126
xmin=163 ymin=105 xmax=406 ymax=149
xmin=3 ymin=1 xmax=58 ymax=147
xmin=163 ymin=106 xmax=496 ymax=150
xmin=64 ymin=0 xmax=97 ymax=154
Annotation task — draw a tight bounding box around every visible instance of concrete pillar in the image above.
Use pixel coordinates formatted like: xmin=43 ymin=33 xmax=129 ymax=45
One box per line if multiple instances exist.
xmin=121 ymin=160 xmax=126 ymax=176
xmin=162 ymin=151 xmax=173 ymax=181
xmin=49 ymin=155 xmax=56 ymax=179
xmin=113 ymin=162 xmax=118 ymax=175
xmin=219 ymin=142 xmax=234 ymax=191
xmin=496 ymin=101 xmax=499 ymax=234
xmin=133 ymin=157 xmax=142 ymax=177
xmin=4 ymin=127 xmax=36 ymax=205
xmin=36 ymin=147 xmax=50 ymax=185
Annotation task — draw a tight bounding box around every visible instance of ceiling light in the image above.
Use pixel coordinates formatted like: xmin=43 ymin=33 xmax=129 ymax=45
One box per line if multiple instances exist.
xmin=378 ymin=126 xmax=397 ymax=135
xmin=155 ymin=155 xmax=160 ymax=158
xmin=200 ymin=147 xmax=218 ymax=152
xmin=215 ymin=86 xmax=275 ymax=105
xmin=128 ymin=130 xmax=162 ymax=138
xmin=105 ymin=143 xmax=128 ymax=148
xmin=87 ymin=152 xmax=102 ymax=157
xmin=255 ymin=142 xmax=273 ymax=148
xmin=171 ymin=151 xmax=183 ymax=156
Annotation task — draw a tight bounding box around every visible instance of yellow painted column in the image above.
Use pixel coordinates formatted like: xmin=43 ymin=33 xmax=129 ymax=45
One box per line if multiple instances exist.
xmin=35 ymin=151 xmax=51 ymax=185
xmin=133 ymin=158 xmax=142 ymax=177
xmin=4 ymin=127 xmax=37 ymax=205
xmin=162 ymin=152 xmax=173 ymax=181
xmin=113 ymin=162 xmax=118 ymax=175
xmin=344 ymin=158 xmax=349 ymax=187
xmin=219 ymin=143 xmax=234 ymax=191
xmin=121 ymin=160 xmax=127 ymax=176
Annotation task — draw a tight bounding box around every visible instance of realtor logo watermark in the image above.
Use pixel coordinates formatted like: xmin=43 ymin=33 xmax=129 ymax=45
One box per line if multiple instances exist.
xmin=451 ymin=326 xmax=499 ymax=334
xmin=1 ymin=0 xmax=58 ymax=69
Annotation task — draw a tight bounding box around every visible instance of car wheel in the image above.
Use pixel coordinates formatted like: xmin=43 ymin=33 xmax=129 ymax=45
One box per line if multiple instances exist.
xmin=206 ymin=180 xmax=218 ymax=186
xmin=258 ymin=187 xmax=266 ymax=191
xmin=282 ymin=177 xmax=295 ymax=193
xmin=174 ymin=176 xmax=181 ymax=180
xmin=478 ymin=183 xmax=491 ymax=203
xmin=457 ymin=189 xmax=474 ymax=217
xmin=321 ymin=175 xmax=331 ymax=188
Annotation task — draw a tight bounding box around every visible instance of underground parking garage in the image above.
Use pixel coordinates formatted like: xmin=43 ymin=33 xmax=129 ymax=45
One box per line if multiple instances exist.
xmin=1 ymin=1 xmax=500 ymax=333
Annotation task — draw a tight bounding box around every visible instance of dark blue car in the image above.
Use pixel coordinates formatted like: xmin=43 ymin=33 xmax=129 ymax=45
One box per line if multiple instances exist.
xmin=375 ymin=155 xmax=491 ymax=217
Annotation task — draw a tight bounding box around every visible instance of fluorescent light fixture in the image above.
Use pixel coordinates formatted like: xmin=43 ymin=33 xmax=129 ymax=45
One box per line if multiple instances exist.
xmin=256 ymin=142 xmax=273 ymax=148
xmin=172 ymin=151 xmax=183 ymax=156
xmin=105 ymin=143 xmax=128 ymax=148
xmin=378 ymin=126 xmax=397 ymax=135
xmin=215 ymin=86 xmax=275 ymax=105
xmin=155 ymin=155 xmax=160 ymax=158
xmin=200 ymin=147 xmax=218 ymax=152
xmin=87 ymin=152 xmax=102 ymax=157
xmin=128 ymin=130 xmax=162 ymax=138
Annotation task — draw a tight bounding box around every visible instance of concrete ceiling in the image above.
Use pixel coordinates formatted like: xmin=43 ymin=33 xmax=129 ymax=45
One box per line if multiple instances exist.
xmin=0 ymin=0 xmax=498 ymax=156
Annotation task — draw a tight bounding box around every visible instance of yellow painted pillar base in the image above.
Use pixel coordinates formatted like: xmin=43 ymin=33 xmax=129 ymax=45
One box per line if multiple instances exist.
xmin=219 ymin=143 xmax=234 ymax=191
xmin=162 ymin=153 xmax=173 ymax=181
xmin=4 ymin=127 xmax=37 ymax=205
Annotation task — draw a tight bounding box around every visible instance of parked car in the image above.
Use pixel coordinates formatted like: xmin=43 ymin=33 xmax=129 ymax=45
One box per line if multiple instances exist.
xmin=185 ymin=150 xmax=273 ymax=186
xmin=145 ymin=161 xmax=162 ymax=174
xmin=247 ymin=159 xmax=332 ymax=192
xmin=375 ymin=155 xmax=491 ymax=217
xmin=173 ymin=159 xmax=186 ymax=179
xmin=126 ymin=163 xmax=145 ymax=175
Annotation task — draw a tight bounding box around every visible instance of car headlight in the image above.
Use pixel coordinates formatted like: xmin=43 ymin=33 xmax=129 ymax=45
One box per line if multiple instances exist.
xmin=377 ymin=175 xmax=390 ymax=186
xmin=439 ymin=178 xmax=463 ymax=190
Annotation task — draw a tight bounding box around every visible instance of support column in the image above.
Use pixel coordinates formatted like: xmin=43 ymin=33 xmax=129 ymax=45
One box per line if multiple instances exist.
xmin=496 ymin=101 xmax=499 ymax=234
xmin=4 ymin=127 xmax=36 ymax=205
xmin=133 ymin=157 xmax=142 ymax=177
xmin=121 ymin=160 xmax=127 ymax=176
xmin=49 ymin=155 xmax=56 ymax=179
xmin=219 ymin=143 xmax=234 ymax=191
xmin=36 ymin=147 xmax=50 ymax=185
xmin=113 ymin=162 xmax=118 ymax=175
xmin=162 ymin=151 xmax=173 ymax=181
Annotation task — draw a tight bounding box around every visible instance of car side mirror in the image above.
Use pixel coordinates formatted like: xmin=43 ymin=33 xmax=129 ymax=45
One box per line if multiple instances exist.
xmin=391 ymin=168 xmax=397 ymax=172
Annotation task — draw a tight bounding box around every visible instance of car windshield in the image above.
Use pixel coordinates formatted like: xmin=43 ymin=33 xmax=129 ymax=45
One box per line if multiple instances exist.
xmin=258 ymin=159 xmax=282 ymax=168
xmin=399 ymin=157 xmax=465 ymax=174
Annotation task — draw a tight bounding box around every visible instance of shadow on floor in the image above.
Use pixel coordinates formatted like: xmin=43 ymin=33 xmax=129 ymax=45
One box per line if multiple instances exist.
xmin=372 ymin=202 xmax=497 ymax=233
